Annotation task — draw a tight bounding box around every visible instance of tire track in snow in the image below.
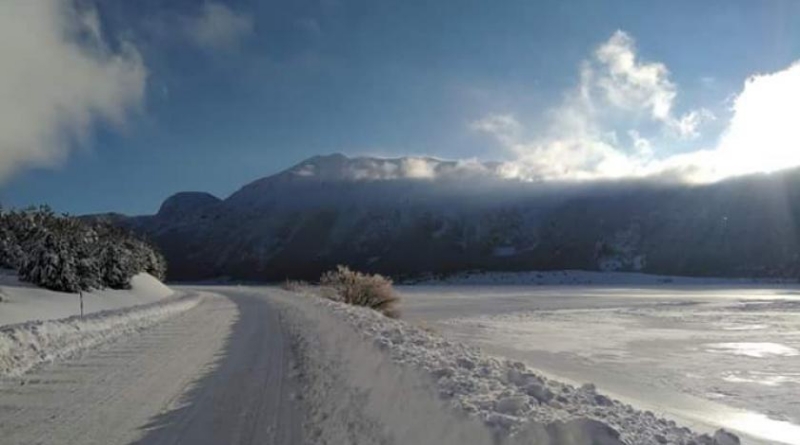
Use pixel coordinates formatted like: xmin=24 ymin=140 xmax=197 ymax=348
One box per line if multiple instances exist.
xmin=0 ymin=293 xmax=237 ymax=445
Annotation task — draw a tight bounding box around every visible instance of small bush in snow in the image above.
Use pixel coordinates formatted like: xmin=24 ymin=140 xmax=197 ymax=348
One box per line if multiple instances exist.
xmin=318 ymin=285 xmax=340 ymax=301
xmin=281 ymin=280 xmax=309 ymax=292
xmin=319 ymin=265 xmax=400 ymax=318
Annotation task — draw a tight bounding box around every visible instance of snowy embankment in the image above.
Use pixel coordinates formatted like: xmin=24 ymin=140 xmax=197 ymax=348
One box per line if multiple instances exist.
xmin=0 ymin=269 xmax=174 ymax=326
xmin=0 ymin=270 xmax=199 ymax=377
xmin=412 ymin=269 xmax=793 ymax=286
xmin=300 ymin=293 xmax=740 ymax=445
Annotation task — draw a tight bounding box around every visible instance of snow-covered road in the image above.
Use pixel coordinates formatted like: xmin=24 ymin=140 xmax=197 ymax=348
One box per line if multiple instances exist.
xmin=0 ymin=288 xmax=491 ymax=445
xmin=0 ymin=290 xmax=305 ymax=445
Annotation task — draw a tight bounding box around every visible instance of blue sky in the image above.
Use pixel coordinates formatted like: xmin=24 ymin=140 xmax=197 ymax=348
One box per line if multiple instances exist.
xmin=1 ymin=0 xmax=800 ymax=214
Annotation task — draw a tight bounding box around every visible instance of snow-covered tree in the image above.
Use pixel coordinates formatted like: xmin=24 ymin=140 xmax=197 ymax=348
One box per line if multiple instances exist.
xmin=0 ymin=209 xmax=22 ymax=269
xmin=100 ymin=241 xmax=133 ymax=289
xmin=142 ymin=247 xmax=167 ymax=281
xmin=19 ymin=231 xmax=80 ymax=292
xmin=0 ymin=207 xmax=167 ymax=292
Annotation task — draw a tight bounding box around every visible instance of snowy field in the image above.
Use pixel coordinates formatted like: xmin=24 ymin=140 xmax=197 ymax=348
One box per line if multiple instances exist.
xmin=399 ymin=277 xmax=800 ymax=445
xmin=0 ymin=269 xmax=174 ymax=326
xmin=309 ymin=292 xmax=735 ymax=444
xmin=0 ymin=282 xmax=759 ymax=444
xmin=0 ymin=269 xmax=194 ymax=377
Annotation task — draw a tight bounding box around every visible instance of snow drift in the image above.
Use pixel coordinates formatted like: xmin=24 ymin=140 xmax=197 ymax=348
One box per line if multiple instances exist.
xmin=0 ymin=292 xmax=200 ymax=377
xmin=291 ymin=290 xmax=740 ymax=445
xmin=0 ymin=270 xmax=173 ymax=326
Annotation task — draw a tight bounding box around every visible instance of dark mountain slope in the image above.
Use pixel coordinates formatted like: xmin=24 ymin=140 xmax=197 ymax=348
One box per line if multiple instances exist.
xmin=106 ymin=154 xmax=800 ymax=282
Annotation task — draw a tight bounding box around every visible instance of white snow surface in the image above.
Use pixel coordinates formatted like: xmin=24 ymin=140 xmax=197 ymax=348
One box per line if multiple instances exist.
xmin=272 ymin=289 xmax=496 ymax=445
xmin=412 ymin=269 xmax=793 ymax=286
xmin=399 ymin=284 xmax=800 ymax=445
xmin=0 ymin=269 xmax=173 ymax=327
xmin=301 ymin=291 xmax=739 ymax=445
xmin=0 ymin=284 xmax=747 ymax=444
xmin=0 ymin=292 xmax=240 ymax=445
xmin=0 ymin=290 xmax=199 ymax=377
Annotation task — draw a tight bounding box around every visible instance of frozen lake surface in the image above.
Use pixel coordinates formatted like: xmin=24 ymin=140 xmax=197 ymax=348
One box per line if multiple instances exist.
xmin=399 ymin=283 xmax=800 ymax=445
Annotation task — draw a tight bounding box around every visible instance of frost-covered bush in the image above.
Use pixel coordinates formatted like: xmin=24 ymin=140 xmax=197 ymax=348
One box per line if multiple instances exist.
xmin=0 ymin=206 xmax=167 ymax=292
xmin=281 ymin=280 xmax=309 ymax=292
xmin=320 ymin=265 xmax=400 ymax=318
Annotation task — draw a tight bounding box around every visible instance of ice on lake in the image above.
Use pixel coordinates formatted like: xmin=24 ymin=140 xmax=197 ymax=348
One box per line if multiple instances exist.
xmin=706 ymin=342 xmax=799 ymax=358
xmin=399 ymin=282 xmax=800 ymax=445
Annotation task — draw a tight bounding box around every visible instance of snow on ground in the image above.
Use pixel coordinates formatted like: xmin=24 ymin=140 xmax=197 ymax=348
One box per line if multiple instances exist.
xmin=0 ymin=292 xmax=200 ymax=377
xmin=271 ymin=289 xmax=496 ymax=445
xmin=0 ymin=293 xmax=239 ymax=445
xmin=0 ymin=268 xmax=173 ymax=326
xmin=0 ymin=269 xmax=198 ymax=377
xmin=399 ymin=284 xmax=800 ymax=445
xmin=290 ymin=289 xmax=741 ymax=445
xmin=410 ymin=269 xmax=795 ymax=286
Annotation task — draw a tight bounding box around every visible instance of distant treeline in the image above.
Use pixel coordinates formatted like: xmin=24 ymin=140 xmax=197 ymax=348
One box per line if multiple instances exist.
xmin=0 ymin=206 xmax=166 ymax=293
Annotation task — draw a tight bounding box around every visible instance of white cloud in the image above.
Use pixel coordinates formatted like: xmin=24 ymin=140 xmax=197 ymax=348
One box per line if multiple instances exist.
xmin=709 ymin=62 xmax=800 ymax=178
xmin=628 ymin=130 xmax=653 ymax=158
xmin=591 ymin=31 xmax=713 ymax=139
xmin=469 ymin=114 xmax=522 ymax=146
xmin=594 ymin=31 xmax=676 ymax=122
xmin=672 ymin=109 xmax=715 ymax=140
xmin=183 ymin=2 xmax=253 ymax=51
xmin=0 ymin=0 xmax=146 ymax=182
xmin=400 ymin=158 xmax=437 ymax=179
xmin=473 ymin=30 xmax=800 ymax=183
xmin=472 ymin=31 xmax=691 ymax=181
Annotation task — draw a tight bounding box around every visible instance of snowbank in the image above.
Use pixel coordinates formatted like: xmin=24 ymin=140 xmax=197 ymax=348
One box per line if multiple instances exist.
xmin=275 ymin=291 xmax=497 ymax=445
xmin=0 ymin=293 xmax=200 ymax=377
xmin=411 ymin=269 xmax=792 ymax=286
xmin=0 ymin=269 xmax=173 ymax=327
xmin=306 ymin=294 xmax=740 ymax=445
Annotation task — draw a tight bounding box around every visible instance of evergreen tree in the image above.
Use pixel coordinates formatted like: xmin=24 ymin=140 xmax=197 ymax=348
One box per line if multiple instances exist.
xmin=19 ymin=231 xmax=80 ymax=292
xmin=0 ymin=207 xmax=167 ymax=292
xmin=0 ymin=210 xmax=22 ymax=269
xmin=100 ymin=241 xmax=134 ymax=289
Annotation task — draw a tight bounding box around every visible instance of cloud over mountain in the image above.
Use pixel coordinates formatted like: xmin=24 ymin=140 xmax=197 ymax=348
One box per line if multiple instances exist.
xmin=473 ymin=30 xmax=800 ymax=183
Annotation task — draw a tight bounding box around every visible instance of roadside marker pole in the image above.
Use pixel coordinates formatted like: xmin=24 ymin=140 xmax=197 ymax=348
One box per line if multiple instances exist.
xmin=80 ymin=291 xmax=84 ymax=318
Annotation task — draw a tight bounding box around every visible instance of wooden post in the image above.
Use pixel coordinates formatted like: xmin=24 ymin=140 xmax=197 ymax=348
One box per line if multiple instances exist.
xmin=80 ymin=291 xmax=84 ymax=318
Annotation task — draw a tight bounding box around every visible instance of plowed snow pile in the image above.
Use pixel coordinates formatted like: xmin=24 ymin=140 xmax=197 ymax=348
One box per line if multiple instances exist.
xmin=0 ymin=270 xmax=199 ymax=377
xmin=0 ymin=293 xmax=201 ymax=377
xmin=310 ymin=295 xmax=740 ymax=445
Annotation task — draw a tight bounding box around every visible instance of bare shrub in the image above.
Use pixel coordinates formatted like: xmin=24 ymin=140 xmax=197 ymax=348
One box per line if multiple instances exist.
xmin=317 ymin=285 xmax=340 ymax=301
xmin=320 ymin=265 xmax=400 ymax=318
xmin=281 ymin=279 xmax=309 ymax=292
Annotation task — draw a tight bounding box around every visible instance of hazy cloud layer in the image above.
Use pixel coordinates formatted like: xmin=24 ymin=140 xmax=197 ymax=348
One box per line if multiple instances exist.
xmin=0 ymin=0 xmax=146 ymax=182
xmin=291 ymin=155 xmax=510 ymax=182
xmin=474 ymin=30 xmax=800 ymax=183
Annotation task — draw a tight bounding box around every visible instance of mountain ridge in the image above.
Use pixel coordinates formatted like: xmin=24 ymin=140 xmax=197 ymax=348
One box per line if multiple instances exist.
xmin=103 ymin=154 xmax=800 ymax=282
